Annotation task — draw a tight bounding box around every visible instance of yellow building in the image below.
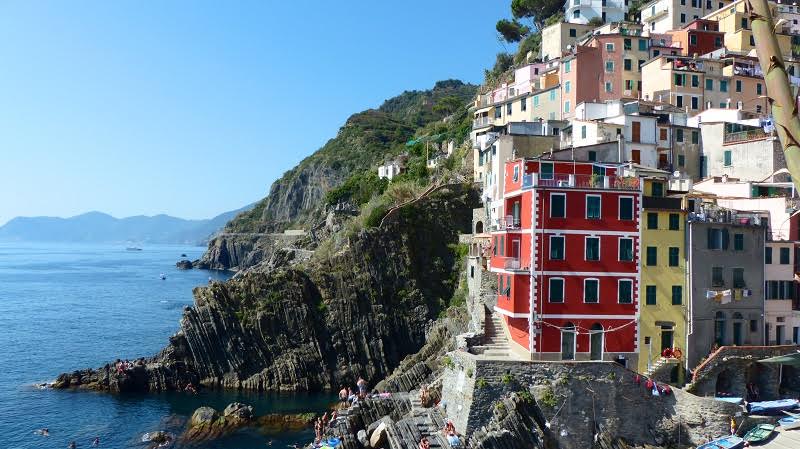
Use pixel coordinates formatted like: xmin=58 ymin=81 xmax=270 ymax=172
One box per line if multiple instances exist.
xmin=704 ymin=0 xmax=792 ymax=57
xmin=638 ymin=177 xmax=688 ymax=381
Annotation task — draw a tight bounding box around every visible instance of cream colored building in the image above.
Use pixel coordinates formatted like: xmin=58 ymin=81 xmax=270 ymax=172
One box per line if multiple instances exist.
xmin=541 ymin=21 xmax=596 ymax=61
xmin=641 ymin=0 xmax=733 ymax=33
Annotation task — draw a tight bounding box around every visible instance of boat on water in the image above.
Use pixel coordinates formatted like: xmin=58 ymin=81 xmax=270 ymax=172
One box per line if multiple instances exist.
xmin=159 ymin=273 xmax=167 ymax=280
xmin=696 ymin=435 xmax=744 ymax=449
xmin=747 ymin=399 xmax=800 ymax=415
xmin=126 ymin=247 xmax=143 ymax=251
xmin=779 ymin=415 xmax=800 ymax=430
xmin=743 ymin=423 xmax=776 ymax=444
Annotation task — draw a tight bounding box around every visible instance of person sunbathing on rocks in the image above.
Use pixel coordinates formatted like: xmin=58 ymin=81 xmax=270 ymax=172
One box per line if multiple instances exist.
xmin=418 ymin=437 xmax=430 ymax=449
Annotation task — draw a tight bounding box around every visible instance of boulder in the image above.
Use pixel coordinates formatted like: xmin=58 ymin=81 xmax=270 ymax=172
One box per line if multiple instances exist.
xmin=223 ymin=402 xmax=253 ymax=421
xmin=369 ymin=421 xmax=388 ymax=448
xmin=176 ymin=259 xmax=193 ymax=270
xmin=190 ymin=406 xmax=219 ymax=427
xmin=357 ymin=429 xmax=369 ymax=447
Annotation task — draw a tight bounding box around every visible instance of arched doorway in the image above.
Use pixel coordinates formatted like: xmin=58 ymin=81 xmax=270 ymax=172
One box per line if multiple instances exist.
xmin=561 ymin=322 xmax=576 ymax=361
xmin=715 ymin=369 xmax=733 ymax=396
xmin=475 ymin=221 xmax=484 ymax=234
xmin=590 ymin=323 xmax=603 ymax=360
xmin=714 ymin=311 xmax=727 ymax=346
xmin=732 ymin=312 xmax=744 ymax=346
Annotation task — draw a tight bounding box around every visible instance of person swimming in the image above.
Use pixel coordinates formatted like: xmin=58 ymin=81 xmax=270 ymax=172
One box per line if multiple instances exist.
xmin=92 ymin=436 xmax=100 ymax=446
xmin=34 ymin=428 xmax=49 ymax=436
xmin=68 ymin=442 xmax=77 ymax=449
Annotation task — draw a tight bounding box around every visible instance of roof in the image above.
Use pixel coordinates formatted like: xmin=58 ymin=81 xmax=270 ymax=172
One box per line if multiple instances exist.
xmin=759 ymin=352 xmax=800 ymax=367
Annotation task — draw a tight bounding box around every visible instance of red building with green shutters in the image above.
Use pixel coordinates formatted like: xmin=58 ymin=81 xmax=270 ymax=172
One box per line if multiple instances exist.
xmin=489 ymin=159 xmax=642 ymax=366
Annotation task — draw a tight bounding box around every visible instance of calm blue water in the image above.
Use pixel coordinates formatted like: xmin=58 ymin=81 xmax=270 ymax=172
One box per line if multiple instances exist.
xmin=0 ymin=243 xmax=330 ymax=449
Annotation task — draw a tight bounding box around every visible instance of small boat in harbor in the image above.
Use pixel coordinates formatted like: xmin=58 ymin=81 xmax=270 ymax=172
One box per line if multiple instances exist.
xmin=159 ymin=273 xmax=167 ymax=280
xmin=743 ymin=423 xmax=776 ymax=444
xmin=126 ymin=247 xmax=143 ymax=251
xmin=747 ymin=399 xmax=800 ymax=415
xmin=696 ymin=435 xmax=744 ymax=449
xmin=779 ymin=415 xmax=800 ymax=430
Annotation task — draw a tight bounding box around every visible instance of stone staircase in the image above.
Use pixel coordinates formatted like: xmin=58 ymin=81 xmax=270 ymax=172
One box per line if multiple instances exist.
xmin=644 ymin=357 xmax=680 ymax=384
xmin=408 ymin=395 xmax=449 ymax=449
xmin=471 ymin=309 xmax=514 ymax=359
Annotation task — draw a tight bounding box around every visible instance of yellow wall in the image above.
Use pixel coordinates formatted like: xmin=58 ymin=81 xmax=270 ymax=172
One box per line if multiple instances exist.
xmin=638 ymin=192 xmax=688 ymax=376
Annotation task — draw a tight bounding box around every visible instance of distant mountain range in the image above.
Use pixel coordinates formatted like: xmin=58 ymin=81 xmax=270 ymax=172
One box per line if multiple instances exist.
xmin=0 ymin=205 xmax=253 ymax=245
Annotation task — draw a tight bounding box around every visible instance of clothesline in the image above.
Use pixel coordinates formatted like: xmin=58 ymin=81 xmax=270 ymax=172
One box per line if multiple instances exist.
xmin=537 ymin=319 xmax=636 ymax=335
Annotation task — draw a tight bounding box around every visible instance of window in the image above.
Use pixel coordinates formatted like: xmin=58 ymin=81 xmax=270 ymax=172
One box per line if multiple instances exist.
xmin=540 ymin=162 xmax=553 ymax=180
xmin=638 ymin=60 xmax=645 ymax=71
xmin=724 ymin=150 xmax=732 ymax=166
xmin=606 ymin=60 xmax=614 ymax=72
xmin=712 ymin=266 xmax=724 ymax=287
xmin=715 ymin=36 xmax=722 ymax=47
xmin=521 ymin=98 xmax=527 ymax=111
xmin=495 ymin=107 xmax=502 ymax=119
xmin=507 ymin=103 xmax=512 ymax=114
xmin=733 ymin=268 xmax=745 ymax=288
xmin=647 ymin=212 xmax=659 ymax=229
xmin=691 ymin=96 xmax=699 ymax=110
xmin=741 ymin=18 xmax=748 ymax=29
xmin=564 ymin=60 xmax=571 ymax=73
xmin=757 ymin=83 xmax=762 ymax=95
xmin=500 ymin=235 xmax=504 ymax=256
xmin=765 ymin=246 xmax=773 ymax=264
xmin=605 ymin=82 xmax=613 ymax=93
xmin=734 ymin=233 xmax=744 ymax=251
xmin=624 ymin=59 xmax=632 ymax=71
xmin=605 ymin=43 xmax=614 ymax=52
xmin=586 ymin=195 xmax=601 ymax=219
xmin=660 ymin=128 xmax=667 ymax=140
xmin=669 ymin=247 xmax=679 ymax=267
xmin=646 ymin=285 xmax=657 ymax=305
xmin=646 ymin=246 xmax=657 ymax=266
xmin=676 ymin=95 xmax=684 ymax=108
xmin=619 ymin=238 xmax=634 ymax=261
xmin=672 ymin=286 xmax=683 ymax=305
xmin=651 ymin=182 xmax=664 ymax=197
xmin=493 ymin=236 xmax=497 ymax=256
xmin=619 ymin=279 xmax=633 ymax=304
xmin=564 ymin=100 xmax=571 ymax=113
xmin=669 ymin=213 xmax=680 ymax=230
xmin=549 ymin=278 xmax=564 ymax=303
xmin=584 ymin=279 xmax=599 ymax=303
xmin=625 ymin=79 xmax=634 ymax=90
xmin=678 ymin=154 xmax=685 ymax=166
xmin=707 ymin=228 xmax=727 ymax=249
xmin=706 ymin=79 xmax=713 ymax=90
xmin=624 ymin=38 xmax=632 ymax=50
xmin=691 ymin=75 xmax=699 ymax=87
xmin=619 ymin=197 xmax=634 ymax=220
xmin=638 ymin=39 xmax=647 ymax=51
xmin=675 ymin=74 xmax=684 ymax=86
xmin=736 ymin=79 xmax=742 ymax=92
xmin=750 ymin=320 xmax=758 ymax=332
xmin=720 ymin=80 xmax=728 ymax=92
xmin=581 ymin=124 xmax=586 ymax=139
xmin=690 ymin=34 xmax=698 ymax=45
xmin=681 ymin=13 xmax=686 ymax=22
xmin=588 ymin=150 xmax=597 ymax=161
xmin=691 ymin=130 xmax=699 ymax=144
xmin=550 ymin=236 xmax=565 ymax=260
xmin=550 ymin=193 xmax=566 ymax=218
xmin=573 ymin=10 xmax=580 ymax=19
xmin=781 ymin=247 xmax=791 ymax=264
xmin=550 ymin=89 xmax=556 ymax=101
xmin=586 ymin=237 xmax=600 ymax=261
xmin=565 ymin=80 xmax=571 ymax=93
xmin=513 ymin=165 xmax=519 ymax=182
xmin=569 ymin=28 xmax=577 ymax=37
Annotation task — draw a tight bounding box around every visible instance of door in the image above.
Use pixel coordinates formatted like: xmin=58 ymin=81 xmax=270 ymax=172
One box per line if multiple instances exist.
xmin=632 ymin=149 xmax=641 ymax=164
xmin=733 ymin=322 xmax=743 ymax=346
xmin=511 ymin=240 xmax=520 ymax=267
xmin=561 ymin=324 xmax=576 ymax=360
xmin=659 ymin=153 xmax=668 ymax=168
xmin=661 ymin=326 xmax=674 ymax=352
xmin=632 ymin=121 xmax=641 ymax=143
xmin=776 ymin=325 xmax=785 ymax=345
xmin=590 ymin=324 xmax=603 ymax=360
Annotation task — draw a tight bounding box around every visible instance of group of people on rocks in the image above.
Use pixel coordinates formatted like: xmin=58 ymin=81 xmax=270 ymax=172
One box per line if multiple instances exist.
xmin=175 ymin=379 xmax=197 ymax=394
xmin=633 ymin=375 xmax=673 ymax=396
xmin=313 ymin=410 xmax=338 ymax=444
xmin=418 ymin=420 xmax=461 ymax=449
xmin=337 ymin=377 xmax=393 ymax=408
xmin=35 ymin=429 xmax=100 ymax=448
xmin=114 ymin=359 xmax=138 ymax=375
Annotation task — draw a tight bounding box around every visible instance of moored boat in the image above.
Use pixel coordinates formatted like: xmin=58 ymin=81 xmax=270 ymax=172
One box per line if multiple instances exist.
xmin=779 ymin=415 xmax=800 ymax=430
xmin=696 ymin=435 xmax=744 ymax=449
xmin=743 ymin=423 xmax=776 ymax=444
xmin=746 ymin=399 xmax=800 ymax=415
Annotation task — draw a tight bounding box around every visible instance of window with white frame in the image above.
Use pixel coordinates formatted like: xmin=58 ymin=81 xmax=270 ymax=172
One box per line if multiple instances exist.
xmin=549 ymin=278 xmax=565 ymax=303
xmin=585 ymin=237 xmax=600 ymax=261
xmin=586 ymin=195 xmax=601 ymax=219
xmin=618 ymin=279 xmax=633 ymax=304
xmin=584 ymin=279 xmax=600 ymax=303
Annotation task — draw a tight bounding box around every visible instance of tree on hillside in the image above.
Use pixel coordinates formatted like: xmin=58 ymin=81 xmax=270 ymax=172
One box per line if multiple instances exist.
xmin=511 ymin=0 xmax=567 ymax=31
xmin=432 ymin=96 xmax=464 ymax=115
xmin=496 ymin=19 xmax=530 ymax=43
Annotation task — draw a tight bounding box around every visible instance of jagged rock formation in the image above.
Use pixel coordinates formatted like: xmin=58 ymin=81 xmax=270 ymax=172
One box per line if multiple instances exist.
xmin=54 ymin=185 xmax=479 ymax=393
xmin=193 ymin=232 xmax=305 ymax=271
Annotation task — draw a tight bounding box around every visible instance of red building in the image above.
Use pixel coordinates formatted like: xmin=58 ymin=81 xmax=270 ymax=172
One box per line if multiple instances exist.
xmin=668 ymin=19 xmax=724 ymax=57
xmin=490 ymin=159 xmax=642 ymax=366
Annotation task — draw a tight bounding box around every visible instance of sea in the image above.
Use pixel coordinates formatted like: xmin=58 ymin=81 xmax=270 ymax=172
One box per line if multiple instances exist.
xmin=0 ymin=242 xmax=332 ymax=449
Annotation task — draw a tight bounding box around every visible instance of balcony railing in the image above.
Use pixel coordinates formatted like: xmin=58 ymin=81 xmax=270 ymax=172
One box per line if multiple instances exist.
xmin=494 ymin=256 xmax=525 ymax=271
xmin=723 ymin=129 xmax=771 ymax=144
xmin=493 ymin=216 xmax=521 ymax=231
xmin=522 ymin=173 xmax=641 ymax=191
xmin=473 ymin=116 xmax=493 ymax=129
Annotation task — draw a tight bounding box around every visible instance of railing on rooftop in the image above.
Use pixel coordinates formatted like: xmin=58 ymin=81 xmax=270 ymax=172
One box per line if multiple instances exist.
xmin=522 ymin=173 xmax=640 ymax=191
xmin=688 ymin=210 xmax=766 ymax=226
xmin=723 ymin=128 xmax=771 ymax=144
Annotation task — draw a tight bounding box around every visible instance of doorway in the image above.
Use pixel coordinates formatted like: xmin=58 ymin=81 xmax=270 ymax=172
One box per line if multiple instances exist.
xmin=776 ymin=325 xmax=785 ymax=345
xmin=733 ymin=312 xmax=743 ymax=346
xmin=631 ymin=149 xmax=641 ymax=164
xmin=714 ymin=311 xmax=726 ymax=346
xmin=660 ymin=325 xmax=674 ymax=352
xmin=590 ymin=323 xmax=603 ymax=360
xmin=561 ymin=323 xmax=576 ymax=360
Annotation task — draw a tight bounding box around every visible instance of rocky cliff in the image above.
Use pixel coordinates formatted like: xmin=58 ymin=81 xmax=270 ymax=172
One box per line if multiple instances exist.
xmin=54 ymin=184 xmax=479 ymax=393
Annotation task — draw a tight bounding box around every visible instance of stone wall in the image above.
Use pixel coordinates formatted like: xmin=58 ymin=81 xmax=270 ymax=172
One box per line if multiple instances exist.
xmin=442 ymin=351 xmax=742 ymax=449
xmin=687 ymin=345 xmax=800 ymax=400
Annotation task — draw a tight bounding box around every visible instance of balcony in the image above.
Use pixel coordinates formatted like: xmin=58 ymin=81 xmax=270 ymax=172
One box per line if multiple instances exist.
xmin=492 ymin=216 xmax=521 ymax=232
xmin=644 ymin=9 xmax=668 ymax=22
xmin=473 ymin=116 xmax=493 ymax=130
xmin=494 ymin=256 xmax=527 ymax=271
xmin=522 ymin=173 xmax=641 ymax=191
xmin=723 ymin=128 xmax=771 ymax=144
xmin=643 ymin=196 xmax=682 ymax=210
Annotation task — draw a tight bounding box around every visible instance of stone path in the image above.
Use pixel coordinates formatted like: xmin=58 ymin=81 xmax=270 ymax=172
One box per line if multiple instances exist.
xmin=408 ymin=394 xmax=450 ymax=449
xmin=761 ymin=426 xmax=800 ymax=448
xmin=472 ymin=310 xmax=517 ymax=360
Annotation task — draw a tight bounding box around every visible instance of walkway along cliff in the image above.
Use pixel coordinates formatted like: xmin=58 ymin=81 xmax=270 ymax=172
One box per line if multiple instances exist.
xmin=53 ymin=184 xmax=479 ymax=392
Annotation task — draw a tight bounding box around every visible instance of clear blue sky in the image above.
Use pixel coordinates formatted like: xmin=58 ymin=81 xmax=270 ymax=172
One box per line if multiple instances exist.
xmin=0 ymin=1 xmax=511 ymax=225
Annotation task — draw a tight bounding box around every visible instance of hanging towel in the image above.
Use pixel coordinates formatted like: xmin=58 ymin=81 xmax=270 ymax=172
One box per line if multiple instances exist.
xmin=652 ymin=382 xmax=661 ymax=396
